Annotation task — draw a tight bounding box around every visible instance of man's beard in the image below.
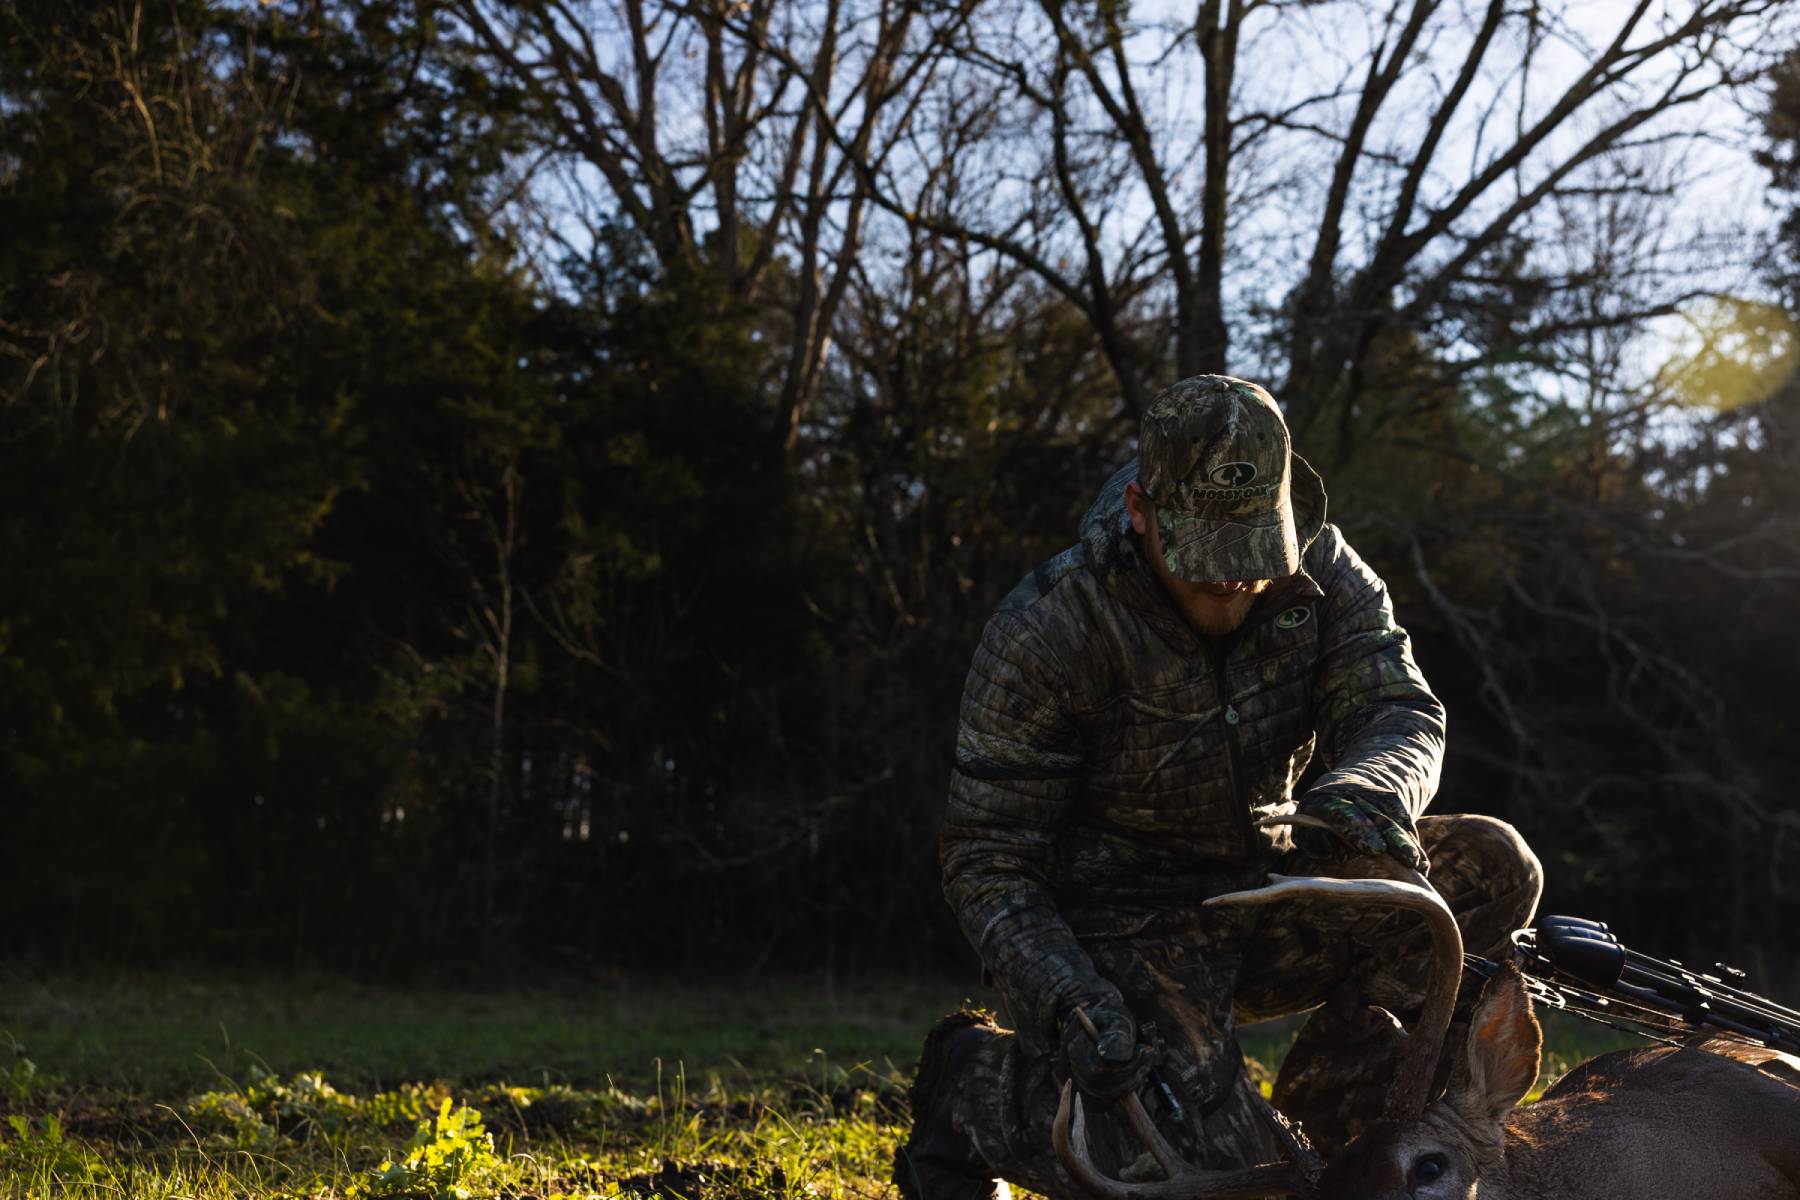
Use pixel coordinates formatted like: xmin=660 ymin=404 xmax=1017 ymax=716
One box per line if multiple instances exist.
xmin=1176 ymin=587 xmax=1261 ymax=637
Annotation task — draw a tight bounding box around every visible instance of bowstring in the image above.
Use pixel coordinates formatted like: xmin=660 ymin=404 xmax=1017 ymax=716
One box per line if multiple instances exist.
xmin=1462 ymin=953 xmax=1772 ymax=1053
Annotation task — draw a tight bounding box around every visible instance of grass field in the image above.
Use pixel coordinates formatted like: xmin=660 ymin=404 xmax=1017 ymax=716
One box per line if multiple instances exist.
xmin=0 ymin=971 xmax=1640 ymax=1199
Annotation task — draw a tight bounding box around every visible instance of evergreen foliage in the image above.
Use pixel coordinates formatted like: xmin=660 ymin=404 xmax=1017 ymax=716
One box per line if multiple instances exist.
xmin=1 ymin=0 xmax=1797 ymax=977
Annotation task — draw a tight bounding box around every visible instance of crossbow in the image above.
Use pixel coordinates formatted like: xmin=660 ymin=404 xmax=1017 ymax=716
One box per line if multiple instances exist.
xmin=1471 ymin=913 xmax=1800 ymax=1055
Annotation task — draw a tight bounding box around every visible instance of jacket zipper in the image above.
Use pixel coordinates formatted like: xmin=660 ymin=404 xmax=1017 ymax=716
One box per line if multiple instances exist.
xmin=1205 ymin=639 xmax=1256 ymax=861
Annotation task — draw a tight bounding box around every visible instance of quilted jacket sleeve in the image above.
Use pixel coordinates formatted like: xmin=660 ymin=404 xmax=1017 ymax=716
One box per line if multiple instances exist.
xmin=940 ymin=609 xmax=1120 ymax=1040
xmin=1305 ymin=527 xmax=1446 ymax=820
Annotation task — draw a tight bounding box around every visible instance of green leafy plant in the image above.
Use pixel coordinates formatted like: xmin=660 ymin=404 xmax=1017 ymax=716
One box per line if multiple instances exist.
xmin=0 ymin=1033 xmax=48 ymax=1102
xmin=352 ymin=1098 xmax=498 ymax=1199
xmin=184 ymin=1065 xmax=361 ymax=1148
xmin=474 ymin=1081 xmax=637 ymax=1134
xmin=0 ymin=1114 xmax=105 ymax=1185
xmin=184 ymin=1088 xmax=279 ymax=1151
xmin=255 ymin=1067 xmax=360 ymax=1132
xmin=365 ymin=1081 xmax=453 ymax=1130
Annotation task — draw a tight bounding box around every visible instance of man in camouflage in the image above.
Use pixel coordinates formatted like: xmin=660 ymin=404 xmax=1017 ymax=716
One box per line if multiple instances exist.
xmin=894 ymin=375 xmax=1543 ymax=1199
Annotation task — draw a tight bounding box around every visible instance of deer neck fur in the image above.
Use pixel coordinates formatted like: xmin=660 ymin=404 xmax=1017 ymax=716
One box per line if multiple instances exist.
xmin=1486 ymin=1045 xmax=1800 ymax=1200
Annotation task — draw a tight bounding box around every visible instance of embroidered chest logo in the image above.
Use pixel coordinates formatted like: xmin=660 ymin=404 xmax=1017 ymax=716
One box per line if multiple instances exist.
xmin=1208 ymin=461 xmax=1258 ymax=488
xmin=1275 ymin=606 xmax=1311 ymax=630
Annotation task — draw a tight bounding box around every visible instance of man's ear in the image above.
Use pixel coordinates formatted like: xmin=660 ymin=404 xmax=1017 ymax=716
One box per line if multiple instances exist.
xmin=1446 ymin=961 xmax=1543 ymax=1126
xmin=1123 ymin=480 xmax=1151 ymax=535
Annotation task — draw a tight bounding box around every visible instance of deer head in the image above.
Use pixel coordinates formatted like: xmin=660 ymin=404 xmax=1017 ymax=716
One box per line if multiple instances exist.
xmin=1316 ymin=963 xmax=1544 ymax=1200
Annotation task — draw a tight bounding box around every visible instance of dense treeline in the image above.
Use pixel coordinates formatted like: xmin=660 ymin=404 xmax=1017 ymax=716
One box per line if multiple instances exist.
xmin=3 ymin=0 xmax=1799 ymax=982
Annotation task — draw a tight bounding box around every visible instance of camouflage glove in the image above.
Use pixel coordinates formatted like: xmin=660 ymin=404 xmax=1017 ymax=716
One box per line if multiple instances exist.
xmin=1059 ymin=998 xmax=1156 ymax=1102
xmin=1296 ymin=790 xmax=1428 ymax=872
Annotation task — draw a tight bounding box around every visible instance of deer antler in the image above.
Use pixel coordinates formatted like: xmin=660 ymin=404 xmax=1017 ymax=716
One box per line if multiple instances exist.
xmin=1212 ymin=814 xmax=1465 ymax=1124
xmin=1052 ymin=957 xmax=1320 ymax=1198
xmin=1052 ymin=1079 xmax=1312 ymax=1200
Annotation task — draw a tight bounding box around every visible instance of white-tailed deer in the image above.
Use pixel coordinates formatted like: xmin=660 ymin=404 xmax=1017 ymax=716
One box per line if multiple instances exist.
xmin=1316 ymin=955 xmax=1800 ymax=1200
xmin=1055 ymin=859 xmax=1800 ymax=1200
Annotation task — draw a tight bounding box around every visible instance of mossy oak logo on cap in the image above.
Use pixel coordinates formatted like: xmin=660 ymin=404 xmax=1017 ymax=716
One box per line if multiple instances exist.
xmin=1208 ymin=461 xmax=1258 ymax=488
xmin=1275 ymin=606 xmax=1311 ymax=629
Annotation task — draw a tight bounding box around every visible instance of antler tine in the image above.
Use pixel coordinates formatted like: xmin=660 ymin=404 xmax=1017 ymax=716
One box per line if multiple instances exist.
xmin=1068 ymin=1009 xmax=1188 ymax=1181
xmin=1204 ymin=869 xmax=1463 ymax=1124
xmin=1053 ymin=1082 xmax=1310 ymax=1200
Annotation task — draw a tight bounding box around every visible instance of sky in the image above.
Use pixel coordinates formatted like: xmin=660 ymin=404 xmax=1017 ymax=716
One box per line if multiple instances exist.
xmin=522 ymin=0 xmax=1798 ymax=411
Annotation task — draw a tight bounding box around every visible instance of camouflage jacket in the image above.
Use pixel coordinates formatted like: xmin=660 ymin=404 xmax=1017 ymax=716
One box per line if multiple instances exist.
xmin=940 ymin=460 xmax=1445 ymax=1043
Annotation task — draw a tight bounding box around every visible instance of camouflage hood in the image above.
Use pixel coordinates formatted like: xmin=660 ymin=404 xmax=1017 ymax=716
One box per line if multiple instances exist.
xmin=1077 ymin=456 xmax=1330 ymax=580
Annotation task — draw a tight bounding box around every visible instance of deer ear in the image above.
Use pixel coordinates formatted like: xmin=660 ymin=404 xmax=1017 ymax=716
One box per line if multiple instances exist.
xmin=1447 ymin=961 xmax=1543 ymax=1125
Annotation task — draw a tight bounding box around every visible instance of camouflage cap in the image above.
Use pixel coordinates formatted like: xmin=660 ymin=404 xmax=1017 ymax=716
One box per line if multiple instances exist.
xmin=1139 ymin=375 xmax=1310 ymax=583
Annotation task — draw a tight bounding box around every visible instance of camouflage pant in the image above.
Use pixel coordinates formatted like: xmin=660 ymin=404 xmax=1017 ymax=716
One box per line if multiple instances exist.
xmin=942 ymin=814 xmax=1542 ymax=1197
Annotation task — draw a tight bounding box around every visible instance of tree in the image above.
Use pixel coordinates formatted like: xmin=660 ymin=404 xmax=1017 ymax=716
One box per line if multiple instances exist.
xmin=448 ymin=0 xmax=980 ymax=453
xmin=750 ymin=0 xmax=1782 ymax=442
xmin=0 ymin=0 xmax=558 ymax=967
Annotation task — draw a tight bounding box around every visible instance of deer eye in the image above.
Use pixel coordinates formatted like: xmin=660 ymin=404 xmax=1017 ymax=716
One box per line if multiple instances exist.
xmin=1412 ymin=1152 xmax=1448 ymax=1185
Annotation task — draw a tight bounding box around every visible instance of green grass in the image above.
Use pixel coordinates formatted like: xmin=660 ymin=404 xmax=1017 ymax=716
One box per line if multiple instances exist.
xmin=1527 ymin=1010 xmax=1645 ymax=1101
xmin=0 ymin=971 xmax=1645 ymax=1199
xmin=0 ymin=971 xmax=960 ymax=1095
xmin=0 ymin=971 xmax=973 ymax=1200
